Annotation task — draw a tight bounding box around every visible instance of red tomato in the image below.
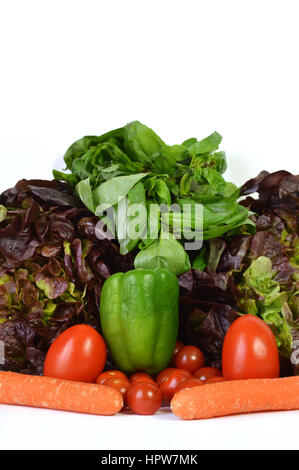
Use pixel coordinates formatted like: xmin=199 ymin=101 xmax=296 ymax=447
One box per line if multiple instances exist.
xmin=131 ymin=377 xmax=159 ymax=388
xmin=155 ymin=368 xmax=176 ymax=386
xmin=174 ymin=345 xmax=205 ymax=373
xmin=130 ymin=372 xmax=155 ymax=385
xmin=127 ymin=382 xmax=162 ymax=415
xmin=174 ymin=378 xmax=204 ymax=393
xmin=43 ymin=324 xmax=106 ymax=383
xmin=160 ymin=369 xmax=192 ymax=404
xmin=95 ymin=370 xmax=128 ymax=385
xmin=222 ymin=314 xmax=280 ymax=380
xmin=205 ymin=377 xmax=228 ymax=384
xmin=193 ymin=367 xmax=222 ymax=382
xmin=170 ymin=341 xmax=184 ymax=365
xmin=105 ymin=377 xmax=130 ymax=404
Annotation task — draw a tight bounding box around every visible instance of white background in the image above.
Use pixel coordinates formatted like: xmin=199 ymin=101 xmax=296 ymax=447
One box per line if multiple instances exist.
xmin=0 ymin=0 xmax=298 ymax=451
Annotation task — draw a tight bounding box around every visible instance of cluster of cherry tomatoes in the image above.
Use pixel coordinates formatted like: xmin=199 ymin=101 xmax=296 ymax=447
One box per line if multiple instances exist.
xmin=95 ymin=342 xmax=227 ymax=415
xmin=44 ymin=325 xmax=227 ymax=416
xmin=44 ymin=325 xmax=227 ymax=415
xmin=44 ymin=315 xmax=281 ymax=415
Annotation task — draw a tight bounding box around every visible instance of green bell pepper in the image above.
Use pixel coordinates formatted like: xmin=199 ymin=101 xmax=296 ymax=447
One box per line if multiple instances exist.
xmin=100 ymin=268 xmax=179 ymax=374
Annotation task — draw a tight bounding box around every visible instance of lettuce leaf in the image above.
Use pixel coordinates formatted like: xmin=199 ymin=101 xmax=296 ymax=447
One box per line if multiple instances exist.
xmin=238 ymin=256 xmax=295 ymax=357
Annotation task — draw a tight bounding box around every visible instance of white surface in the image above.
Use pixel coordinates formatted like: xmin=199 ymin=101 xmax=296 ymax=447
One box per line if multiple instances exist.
xmin=1 ymin=404 xmax=299 ymax=451
xmin=0 ymin=0 xmax=298 ymax=451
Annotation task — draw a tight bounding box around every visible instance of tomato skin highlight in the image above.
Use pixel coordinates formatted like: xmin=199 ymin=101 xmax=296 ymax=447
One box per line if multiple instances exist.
xmin=43 ymin=325 xmax=107 ymax=383
xmin=155 ymin=368 xmax=176 ymax=386
xmin=193 ymin=367 xmax=222 ymax=382
xmin=170 ymin=341 xmax=184 ymax=365
xmin=127 ymin=382 xmax=162 ymax=415
xmin=222 ymin=314 xmax=280 ymax=380
xmin=174 ymin=345 xmax=205 ymax=373
xmin=104 ymin=377 xmax=130 ymax=404
xmin=95 ymin=370 xmax=128 ymax=385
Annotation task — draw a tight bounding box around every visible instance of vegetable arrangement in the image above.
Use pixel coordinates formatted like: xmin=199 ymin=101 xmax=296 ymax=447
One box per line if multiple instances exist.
xmin=1 ymin=330 xmax=299 ymax=418
xmin=0 ymin=121 xmax=298 ymax=419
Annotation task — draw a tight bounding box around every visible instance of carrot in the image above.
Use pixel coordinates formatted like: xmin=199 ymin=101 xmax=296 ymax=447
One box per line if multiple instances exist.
xmin=0 ymin=371 xmax=123 ymax=416
xmin=171 ymin=376 xmax=299 ymax=420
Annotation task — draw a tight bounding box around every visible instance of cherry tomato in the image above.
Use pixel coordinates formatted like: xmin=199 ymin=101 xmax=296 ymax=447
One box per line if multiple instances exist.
xmin=170 ymin=341 xmax=184 ymax=365
xmin=193 ymin=367 xmax=222 ymax=382
xmin=130 ymin=372 xmax=155 ymax=385
xmin=132 ymin=377 xmax=159 ymax=388
xmin=43 ymin=324 xmax=107 ymax=383
xmin=105 ymin=377 xmax=131 ymax=404
xmin=95 ymin=370 xmax=128 ymax=385
xmin=155 ymin=368 xmax=176 ymax=386
xmin=174 ymin=378 xmax=204 ymax=393
xmin=160 ymin=369 xmax=192 ymax=404
xmin=174 ymin=345 xmax=205 ymax=373
xmin=222 ymin=314 xmax=280 ymax=380
xmin=127 ymin=382 xmax=162 ymax=415
xmin=205 ymin=377 xmax=228 ymax=384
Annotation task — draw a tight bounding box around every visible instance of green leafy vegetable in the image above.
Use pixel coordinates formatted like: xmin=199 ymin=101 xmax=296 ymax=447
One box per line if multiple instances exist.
xmin=117 ymin=181 xmax=147 ymax=255
xmin=53 ymin=121 xmax=253 ymax=273
xmin=0 ymin=205 xmax=7 ymax=223
xmin=238 ymin=256 xmax=295 ymax=356
xmin=134 ymin=236 xmax=191 ymax=276
xmin=93 ymin=173 xmax=147 ymax=212
xmin=76 ymin=178 xmax=95 ymax=212
xmin=192 ymin=245 xmax=208 ymax=270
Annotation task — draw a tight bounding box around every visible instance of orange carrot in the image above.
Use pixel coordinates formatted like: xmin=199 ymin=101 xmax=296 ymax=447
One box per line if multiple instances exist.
xmin=171 ymin=376 xmax=299 ymax=420
xmin=0 ymin=371 xmax=123 ymax=415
